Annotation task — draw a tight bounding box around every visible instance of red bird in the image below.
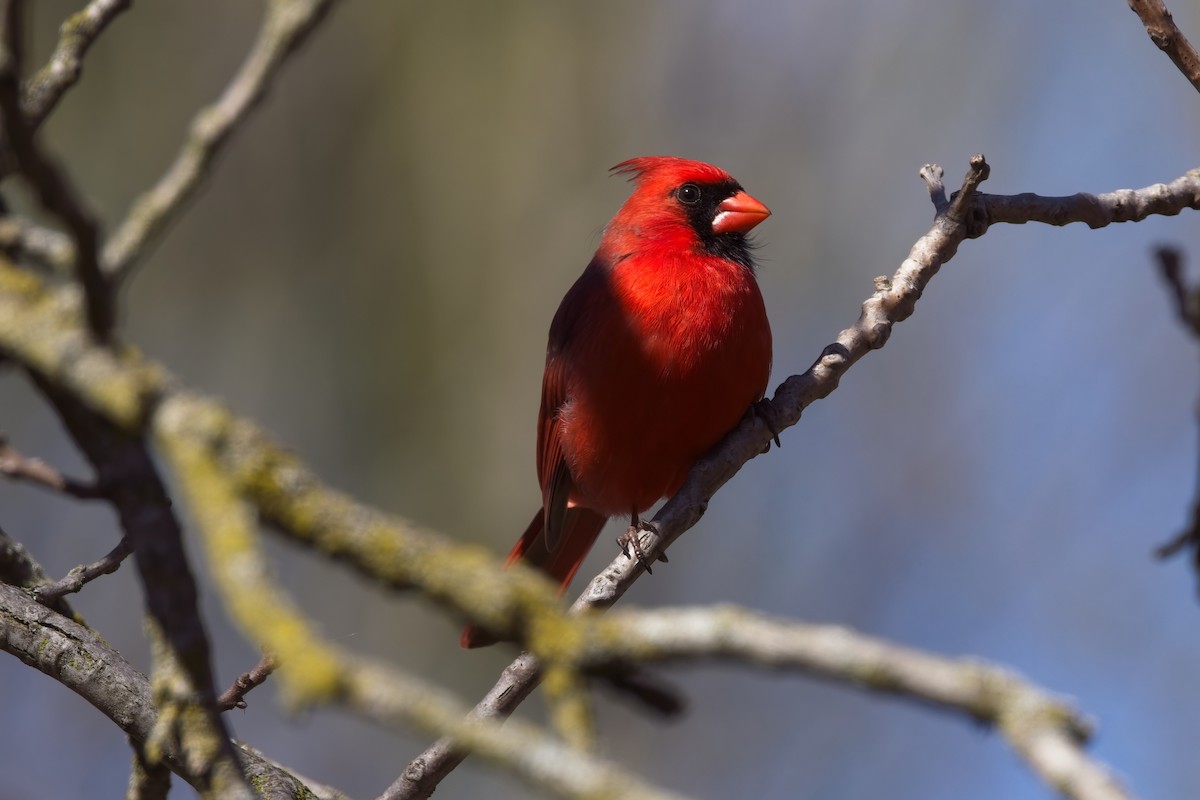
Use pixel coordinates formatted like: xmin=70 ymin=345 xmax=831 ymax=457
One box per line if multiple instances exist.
xmin=462 ymin=157 xmax=772 ymax=648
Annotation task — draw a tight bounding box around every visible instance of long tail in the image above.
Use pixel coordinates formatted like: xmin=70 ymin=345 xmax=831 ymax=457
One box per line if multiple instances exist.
xmin=460 ymin=506 xmax=607 ymax=648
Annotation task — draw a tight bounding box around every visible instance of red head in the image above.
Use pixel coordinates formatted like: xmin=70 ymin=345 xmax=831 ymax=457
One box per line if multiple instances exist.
xmin=604 ymin=156 xmax=771 ymax=269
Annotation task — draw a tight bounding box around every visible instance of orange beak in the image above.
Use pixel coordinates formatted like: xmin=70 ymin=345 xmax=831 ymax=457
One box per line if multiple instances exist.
xmin=711 ymin=190 xmax=771 ymax=235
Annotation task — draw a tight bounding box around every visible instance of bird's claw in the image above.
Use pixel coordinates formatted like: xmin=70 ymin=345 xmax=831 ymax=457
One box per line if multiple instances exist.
xmin=617 ymin=517 xmax=667 ymax=573
xmin=751 ymin=398 xmax=782 ymax=449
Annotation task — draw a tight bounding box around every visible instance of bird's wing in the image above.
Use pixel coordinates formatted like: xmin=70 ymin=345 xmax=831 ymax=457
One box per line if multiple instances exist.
xmin=537 ymin=258 xmax=607 ymax=552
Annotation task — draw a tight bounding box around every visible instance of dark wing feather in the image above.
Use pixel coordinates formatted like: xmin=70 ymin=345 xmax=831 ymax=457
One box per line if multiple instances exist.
xmin=537 ymin=258 xmax=607 ymax=551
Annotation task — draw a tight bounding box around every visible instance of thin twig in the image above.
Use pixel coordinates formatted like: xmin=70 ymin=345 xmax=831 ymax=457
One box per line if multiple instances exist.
xmin=34 ymin=536 xmax=132 ymax=604
xmin=1152 ymin=247 xmax=1200 ymax=595
xmin=0 ymin=525 xmax=76 ymax=619
xmin=0 ymin=434 xmax=105 ymax=498
xmin=21 ymin=0 xmax=130 ymax=128
xmin=218 ymin=652 xmax=278 ymax=712
xmin=0 ymin=0 xmax=113 ymax=342
xmin=102 ymin=0 xmax=339 ymax=281
xmin=1128 ymin=0 xmax=1200 ymax=94
xmin=1154 ymin=245 xmax=1200 ymax=336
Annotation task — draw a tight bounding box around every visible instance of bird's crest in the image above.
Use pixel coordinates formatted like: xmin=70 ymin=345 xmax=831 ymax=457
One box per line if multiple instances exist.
xmin=610 ymin=156 xmax=734 ymax=187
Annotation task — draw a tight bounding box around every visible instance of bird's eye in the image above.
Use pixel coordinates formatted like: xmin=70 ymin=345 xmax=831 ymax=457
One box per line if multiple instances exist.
xmin=677 ymin=183 xmax=701 ymax=205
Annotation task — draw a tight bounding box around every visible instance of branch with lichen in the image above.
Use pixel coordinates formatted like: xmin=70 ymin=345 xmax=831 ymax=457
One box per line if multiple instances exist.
xmin=0 ymin=581 xmax=330 ymax=799
xmin=30 ymin=375 xmax=254 ymax=797
xmin=0 ymin=254 xmax=602 ymax=657
xmin=161 ymin=429 xmax=688 ymax=799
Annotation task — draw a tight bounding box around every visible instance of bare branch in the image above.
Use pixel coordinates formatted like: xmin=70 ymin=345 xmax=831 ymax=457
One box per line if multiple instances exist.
xmin=1128 ymin=0 xmax=1200 ymax=94
xmin=347 ymin=659 xmax=692 ymax=800
xmin=970 ymin=171 xmax=1200 ymax=233
xmin=1152 ymin=247 xmax=1200 ymax=591
xmin=588 ymin=606 xmax=1128 ymax=800
xmin=218 ymin=652 xmax=278 ymax=712
xmin=34 ymin=536 xmax=131 ymax=604
xmin=0 ymin=433 xmax=105 ymax=498
xmin=1154 ymin=245 xmax=1200 ymax=336
xmin=379 ymin=652 xmax=541 ymax=800
xmin=102 ymin=0 xmax=339 ymax=281
xmin=0 ymin=0 xmax=114 ymax=342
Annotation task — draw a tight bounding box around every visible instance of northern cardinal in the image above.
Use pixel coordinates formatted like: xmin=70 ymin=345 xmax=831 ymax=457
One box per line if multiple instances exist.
xmin=462 ymin=157 xmax=772 ymax=648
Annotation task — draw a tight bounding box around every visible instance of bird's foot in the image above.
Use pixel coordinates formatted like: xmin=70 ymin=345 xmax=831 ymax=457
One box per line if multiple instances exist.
xmin=617 ymin=515 xmax=667 ymax=574
xmin=749 ymin=398 xmax=782 ymax=449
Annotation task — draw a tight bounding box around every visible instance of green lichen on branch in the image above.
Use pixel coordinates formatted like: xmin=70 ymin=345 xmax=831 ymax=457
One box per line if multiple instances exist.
xmin=0 ymin=260 xmax=586 ymax=657
xmin=160 ymin=429 xmax=343 ymax=706
xmin=0 ymin=260 xmax=164 ymax=427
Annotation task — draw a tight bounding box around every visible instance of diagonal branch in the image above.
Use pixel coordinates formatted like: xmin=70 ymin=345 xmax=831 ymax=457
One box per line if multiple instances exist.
xmin=1128 ymin=0 xmax=1200 ymax=94
xmin=1152 ymin=247 xmax=1200 ymax=587
xmin=34 ymin=536 xmax=132 ymax=604
xmin=102 ymin=0 xmax=339 ymax=281
xmin=387 ymin=157 xmax=1187 ymax=800
xmin=384 ymin=156 xmax=991 ymax=800
xmin=0 ymin=433 xmax=106 ymax=498
xmin=21 ymin=0 xmax=130 ymax=129
xmin=31 ymin=376 xmax=253 ymax=798
xmin=0 ymin=0 xmax=129 ymax=179
xmin=218 ymin=652 xmax=278 ymax=712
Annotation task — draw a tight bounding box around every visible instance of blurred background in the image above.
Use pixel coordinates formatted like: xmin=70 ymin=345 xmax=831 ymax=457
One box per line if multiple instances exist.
xmin=2 ymin=1 xmax=1199 ymax=798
